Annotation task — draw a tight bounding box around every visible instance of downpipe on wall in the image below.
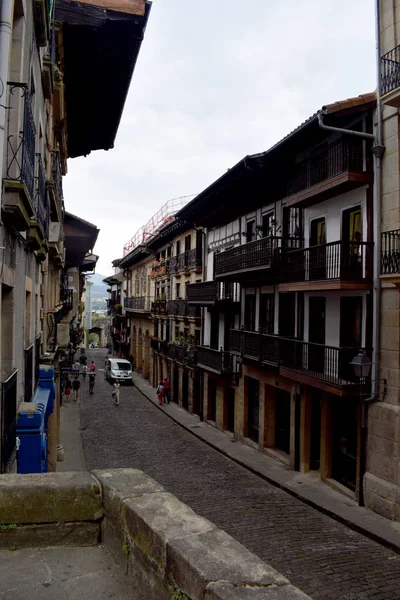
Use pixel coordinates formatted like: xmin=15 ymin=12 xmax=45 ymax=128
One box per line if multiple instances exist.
xmin=0 ymin=0 xmax=13 ymax=185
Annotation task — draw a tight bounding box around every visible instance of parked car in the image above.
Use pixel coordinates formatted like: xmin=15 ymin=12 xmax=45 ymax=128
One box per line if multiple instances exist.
xmin=104 ymin=358 xmax=133 ymax=384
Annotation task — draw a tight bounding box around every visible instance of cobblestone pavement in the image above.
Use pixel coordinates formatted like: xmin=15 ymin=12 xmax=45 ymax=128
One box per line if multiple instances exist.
xmin=79 ymin=350 xmax=400 ymax=600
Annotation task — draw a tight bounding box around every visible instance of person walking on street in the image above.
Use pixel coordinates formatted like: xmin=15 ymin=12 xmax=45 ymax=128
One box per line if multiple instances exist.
xmin=82 ymin=364 xmax=88 ymax=379
xmin=89 ymin=372 xmax=95 ymax=394
xmin=113 ymin=380 xmax=121 ymax=406
xmin=89 ymin=360 xmax=96 ymax=373
xmin=64 ymin=378 xmax=72 ymax=403
xmin=72 ymin=376 xmax=80 ymax=402
xmin=156 ymin=381 xmax=164 ymax=405
xmin=163 ymin=376 xmax=170 ymax=403
xmin=72 ymin=360 xmax=80 ymax=377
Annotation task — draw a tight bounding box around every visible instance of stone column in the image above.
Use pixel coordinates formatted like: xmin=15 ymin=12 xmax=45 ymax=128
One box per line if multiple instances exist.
xmin=320 ymin=394 xmax=332 ymax=480
xmin=300 ymin=386 xmax=312 ymax=473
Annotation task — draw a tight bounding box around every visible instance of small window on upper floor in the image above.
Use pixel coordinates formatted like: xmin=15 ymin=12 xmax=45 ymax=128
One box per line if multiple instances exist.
xmin=246 ymin=220 xmax=256 ymax=243
xmin=185 ymin=235 xmax=191 ymax=252
xmin=176 ymin=240 xmax=181 ymax=256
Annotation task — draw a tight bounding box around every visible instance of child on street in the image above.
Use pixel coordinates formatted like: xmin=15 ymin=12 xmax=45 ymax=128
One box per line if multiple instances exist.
xmin=156 ymin=381 xmax=164 ymax=405
xmin=64 ymin=378 xmax=72 ymax=403
xmin=113 ymin=380 xmax=120 ymax=406
xmin=72 ymin=376 xmax=80 ymax=402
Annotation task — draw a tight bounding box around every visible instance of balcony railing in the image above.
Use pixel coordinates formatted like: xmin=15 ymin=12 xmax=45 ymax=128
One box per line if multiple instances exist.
xmin=5 ymin=83 xmax=36 ymax=205
xmin=35 ymin=154 xmax=49 ymax=240
xmin=284 ymin=138 xmax=365 ymax=199
xmin=169 ymin=248 xmax=202 ymax=274
xmin=124 ymin=296 xmax=153 ymax=311
xmin=150 ymin=261 xmax=169 ymax=279
xmin=168 ymin=300 xmax=200 ymax=318
xmin=197 ymin=346 xmax=232 ymax=374
xmin=1 ymin=370 xmax=18 ymax=473
xmin=215 ymin=236 xmax=296 ymax=279
xmin=381 ymin=230 xmax=400 ymax=274
xmin=229 ymin=329 xmax=367 ymax=387
xmin=152 ymin=300 xmax=168 ymax=315
xmin=167 ymin=344 xmax=197 ymax=367
xmin=61 ymin=288 xmax=73 ymax=311
xmin=51 ymin=151 xmax=64 ymax=212
xmin=381 ymin=46 xmax=400 ymax=96
xmin=229 ymin=329 xmax=279 ymax=365
xmin=187 ymin=281 xmax=240 ymax=304
xmin=283 ymin=241 xmax=373 ymax=283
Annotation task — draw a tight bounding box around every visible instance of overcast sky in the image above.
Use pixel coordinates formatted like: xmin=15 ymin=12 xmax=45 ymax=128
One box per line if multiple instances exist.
xmin=63 ymin=0 xmax=376 ymax=276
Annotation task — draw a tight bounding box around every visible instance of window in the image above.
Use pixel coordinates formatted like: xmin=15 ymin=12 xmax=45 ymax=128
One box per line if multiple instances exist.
xmin=167 ymin=246 xmax=172 ymax=258
xmin=244 ymin=294 xmax=256 ymax=331
xmin=262 ymin=213 xmax=275 ymax=238
xmin=246 ymin=220 xmax=256 ymax=243
xmin=176 ymin=240 xmax=181 ymax=256
xmin=176 ymin=283 xmax=180 ymax=299
xmin=185 ymin=235 xmax=191 ymax=252
xmin=259 ymin=293 xmax=274 ymax=334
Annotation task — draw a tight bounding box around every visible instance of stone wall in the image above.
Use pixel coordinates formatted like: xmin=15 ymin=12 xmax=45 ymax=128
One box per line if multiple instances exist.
xmin=0 ymin=469 xmax=309 ymax=600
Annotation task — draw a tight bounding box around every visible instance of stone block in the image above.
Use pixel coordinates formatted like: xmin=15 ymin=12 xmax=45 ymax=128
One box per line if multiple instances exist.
xmin=123 ymin=491 xmax=214 ymax=569
xmin=381 ymin=308 xmax=400 ymax=328
xmin=102 ymin=517 xmax=128 ymax=573
xmin=127 ymin=535 xmax=170 ymax=600
xmin=379 ymin=349 xmax=399 ymax=370
xmin=368 ymin=416 xmax=396 ymax=441
xmin=0 ymin=472 xmax=102 ymax=524
xmin=382 ymin=174 xmax=399 ymax=195
xmin=205 ymin=582 xmax=311 ymax=600
xmin=380 ymin=326 xmax=400 ymax=352
xmin=364 ymin=489 xmax=396 ymax=521
xmin=367 ymin=451 xmax=397 ymax=483
xmin=381 ymin=289 xmax=400 ymax=311
xmin=92 ymin=468 xmax=164 ymax=520
xmin=368 ymin=432 xmax=397 ymax=457
xmin=167 ymin=527 xmax=288 ymax=600
xmin=0 ymin=521 xmax=100 ymax=549
xmin=364 ymin=471 xmax=397 ymax=502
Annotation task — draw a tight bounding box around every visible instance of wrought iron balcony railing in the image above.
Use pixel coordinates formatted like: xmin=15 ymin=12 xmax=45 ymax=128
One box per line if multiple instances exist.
xmin=214 ymin=236 xmax=295 ymax=279
xmin=5 ymin=83 xmax=36 ymax=205
xmin=187 ymin=281 xmax=240 ymax=305
xmin=229 ymin=328 xmax=368 ymax=387
xmin=1 ymin=370 xmax=18 ymax=473
xmin=284 ymin=138 xmax=365 ymax=199
xmin=167 ymin=343 xmax=197 ymax=367
xmin=35 ymin=154 xmax=49 ymax=240
xmin=167 ymin=299 xmax=200 ymax=318
xmin=124 ymin=296 xmax=153 ymax=311
xmin=152 ymin=300 xmax=168 ymax=315
xmin=169 ymin=248 xmax=202 ymax=274
xmin=381 ymin=45 xmax=400 ymax=96
xmin=51 ymin=151 xmax=64 ymax=208
xmin=61 ymin=288 xmax=73 ymax=311
xmin=381 ymin=230 xmax=400 ymax=274
xmin=150 ymin=261 xmax=169 ymax=279
xmin=196 ymin=346 xmax=233 ymax=374
xmin=283 ymin=240 xmax=373 ymax=283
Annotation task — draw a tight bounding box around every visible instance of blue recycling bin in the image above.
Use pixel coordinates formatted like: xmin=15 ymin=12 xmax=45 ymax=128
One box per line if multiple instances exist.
xmin=17 ymin=366 xmax=55 ymax=474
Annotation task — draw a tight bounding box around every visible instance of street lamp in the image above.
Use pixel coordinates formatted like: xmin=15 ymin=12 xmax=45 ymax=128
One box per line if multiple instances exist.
xmin=349 ymin=350 xmax=372 ymax=384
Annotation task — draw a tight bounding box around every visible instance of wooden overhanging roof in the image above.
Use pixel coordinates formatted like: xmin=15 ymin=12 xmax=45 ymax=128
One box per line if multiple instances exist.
xmin=176 ymin=93 xmax=376 ymax=228
xmin=56 ymin=0 xmax=152 ymax=158
xmin=119 ymin=244 xmax=151 ymax=268
xmin=64 ymin=212 xmax=99 ymax=268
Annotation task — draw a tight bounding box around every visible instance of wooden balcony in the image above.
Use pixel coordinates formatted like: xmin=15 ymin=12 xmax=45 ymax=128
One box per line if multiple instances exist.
xmin=196 ymin=346 xmax=233 ymax=374
xmin=282 ymin=138 xmax=371 ymax=209
xmin=124 ymin=296 xmax=153 ymax=312
xmin=187 ymin=281 xmax=240 ymax=305
xmin=280 ymin=240 xmax=373 ymax=292
xmin=381 ymin=46 xmax=400 ymax=108
xmin=229 ymin=329 xmax=368 ymax=395
xmin=169 ymin=248 xmax=202 ymax=275
xmin=214 ymin=236 xmax=291 ymax=282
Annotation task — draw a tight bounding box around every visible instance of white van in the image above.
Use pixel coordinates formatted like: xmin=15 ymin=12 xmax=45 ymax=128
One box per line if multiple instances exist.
xmin=104 ymin=358 xmax=133 ymax=384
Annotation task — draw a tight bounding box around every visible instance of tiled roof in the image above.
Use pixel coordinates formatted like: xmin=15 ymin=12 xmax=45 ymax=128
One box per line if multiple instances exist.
xmin=324 ymin=92 xmax=376 ymax=114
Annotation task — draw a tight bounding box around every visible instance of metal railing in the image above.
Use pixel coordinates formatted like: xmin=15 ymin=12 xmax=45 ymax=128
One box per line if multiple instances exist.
xmin=124 ymin=296 xmax=153 ymax=311
xmin=196 ymin=346 xmax=232 ymax=373
xmin=214 ymin=236 xmax=289 ymax=278
xmin=187 ymin=281 xmax=240 ymax=304
xmin=229 ymin=328 xmax=368 ymax=386
xmin=170 ymin=248 xmax=203 ymax=273
xmin=283 ymin=240 xmax=373 ymax=283
xmin=152 ymin=300 xmax=167 ymax=315
xmin=167 ymin=300 xmax=200 ymax=318
xmin=35 ymin=154 xmax=49 ymax=240
xmin=61 ymin=288 xmax=73 ymax=311
xmin=381 ymin=230 xmax=400 ymax=274
xmin=150 ymin=261 xmax=169 ymax=279
xmin=5 ymin=83 xmax=36 ymax=205
xmin=381 ymin=45 xmax=400 ymax=95
xmin=51 ymin=151 xmax=64 ymax=207
xmin=285 ymin=138 xmax=365 ymax=198
xmin=167 ymin=344 xmax=197 ymax=367
xmin=24 ymin=345 xmax=34 ymax=402
xmin=0 ymin=370 xmax=18 ymax=473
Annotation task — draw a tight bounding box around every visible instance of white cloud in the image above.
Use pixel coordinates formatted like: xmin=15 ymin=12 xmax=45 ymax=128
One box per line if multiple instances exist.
xmin=62 ymin=0 xmax=376 ymax=275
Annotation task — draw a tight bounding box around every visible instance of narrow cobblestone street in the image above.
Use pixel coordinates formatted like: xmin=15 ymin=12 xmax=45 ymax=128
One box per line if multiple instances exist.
xmin=77 ymin=350 xmax=400 ymax=600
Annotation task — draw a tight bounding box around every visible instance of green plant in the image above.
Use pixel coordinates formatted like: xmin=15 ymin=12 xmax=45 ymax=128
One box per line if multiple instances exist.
xmin=0 ymin=524 xmax=17 ymax=531
xmin=169 ymin=585 xmax=189 ymax=600
xmin=9 ymin=545 xmax=16 ymax=551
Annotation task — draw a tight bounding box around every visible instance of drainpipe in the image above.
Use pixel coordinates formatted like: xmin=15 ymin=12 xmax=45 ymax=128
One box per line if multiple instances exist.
xmin=0 ymin=0 xmax=13 ymax=185
xmin=318 ymin=0 xmax=385 ymax=506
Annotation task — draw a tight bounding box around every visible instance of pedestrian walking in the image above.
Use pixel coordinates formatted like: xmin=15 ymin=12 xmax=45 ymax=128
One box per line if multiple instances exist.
xmin=156 ymin=381 xmax=164 ymax=405
xmin=89 ymin=372 xmax=95 ymax=394
xmin=89 ymin=360 xmax=96 ymax=373
xmin=64 ymin=378 xmax=72 ymax=403
xmin=113 ymin=380 xmax=120 ymax=406
xmin=72 ymin=376 xmax=80 ymax=402
xmin=72 ymin=360 xmax=80 ymax=376
xmin=82 ymin=364 xmax=88 ymax=379
xmin=162 ymin=376 xmax=170 ymax=403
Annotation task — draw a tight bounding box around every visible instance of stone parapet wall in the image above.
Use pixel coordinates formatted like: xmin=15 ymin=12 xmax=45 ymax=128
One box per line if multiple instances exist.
xmin=0 ymin=469 xmax=310 ymax=600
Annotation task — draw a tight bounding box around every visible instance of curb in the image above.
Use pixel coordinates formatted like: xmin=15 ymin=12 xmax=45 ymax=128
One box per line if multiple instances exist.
xmin=133 ymin=380 xmax=400 ymax=555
